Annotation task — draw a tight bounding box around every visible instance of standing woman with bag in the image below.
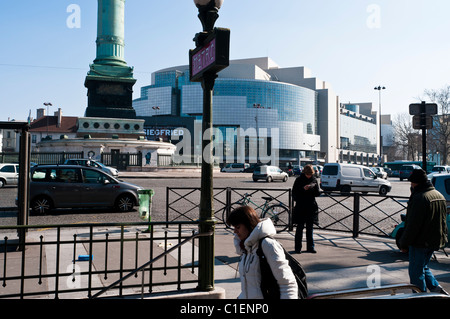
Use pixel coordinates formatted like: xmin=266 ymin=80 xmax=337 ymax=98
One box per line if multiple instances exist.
xmin=292 ymin=164 xmax=320 ymax=253
xmin=227 ymin=206 xmax=298 ymax=299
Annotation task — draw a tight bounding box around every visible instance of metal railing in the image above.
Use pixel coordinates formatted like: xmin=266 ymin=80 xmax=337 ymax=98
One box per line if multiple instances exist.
xmin=166 ymin=186 xmax=292 ymax=223
xmin=90 ymin=230 xmax=213 ymax=299
xmin=316 ymin=192 xmax=409 ymax=237
xmin=307 ymin=284 xmax=444 ymax=299
xmin=166 ymin=187 xmax=408 ymax=238
xmin=0 ymin=151 xmax=84 ymax=165
xmin=0 ymin=221 xmax=205 ymax=299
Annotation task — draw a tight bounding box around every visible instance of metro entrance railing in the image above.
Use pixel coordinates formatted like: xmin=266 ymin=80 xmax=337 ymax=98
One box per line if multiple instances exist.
xmin=0 ymin=221 xmax=204 ymax=299
xmin=166 ymin=187 xmax=409 ymax=238
xmin=1 ymin=188 xmax=410 ymax=299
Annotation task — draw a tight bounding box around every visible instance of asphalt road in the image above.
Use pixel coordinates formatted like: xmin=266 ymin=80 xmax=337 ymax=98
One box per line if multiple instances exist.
xmin=0 ymin=175 xmax=412 ymax=228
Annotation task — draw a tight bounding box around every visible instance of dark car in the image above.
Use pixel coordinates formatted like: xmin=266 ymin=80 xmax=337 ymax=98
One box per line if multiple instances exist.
xmin=399 ymin=164 xmax=421 ymax=181
xmin=243 ymin=162 xmax=264 ymax=173
xmin=431 ymin=173 xmax=450 ymax=213
xmin=29 ymin=165 xmax=142 ymax=214
xmin=293 ymin=165 xmax=302 ymax=176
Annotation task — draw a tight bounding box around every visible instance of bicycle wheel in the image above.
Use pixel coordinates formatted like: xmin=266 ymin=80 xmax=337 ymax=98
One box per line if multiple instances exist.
xmin=262 ymin=204 xmax=289 ymax=233
xmin=222 ymin=202 xmax=245 ymax=228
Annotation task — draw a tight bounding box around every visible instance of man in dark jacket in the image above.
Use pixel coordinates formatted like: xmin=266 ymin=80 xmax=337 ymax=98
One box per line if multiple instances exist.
xmin=399 ymin=168 xmax=448 ymax=295
xmin=292 ymin=164 xmax=320 ymax=254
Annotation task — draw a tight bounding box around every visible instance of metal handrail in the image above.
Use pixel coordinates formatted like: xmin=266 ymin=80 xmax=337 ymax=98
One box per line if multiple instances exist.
xmin=308 ymin=284 xmax=426 ymax=299
xmin=1 ymin=221 xmax=202 ymax=299
xmin=90 ymin=231 xmax=213 ymax=299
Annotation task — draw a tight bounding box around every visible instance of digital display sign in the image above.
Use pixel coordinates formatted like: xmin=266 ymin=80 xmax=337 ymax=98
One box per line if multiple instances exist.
xmin=189 ymin=28 xmax=230 ymax=82
xmin=191 ymin=38 xmax=216 ymax=77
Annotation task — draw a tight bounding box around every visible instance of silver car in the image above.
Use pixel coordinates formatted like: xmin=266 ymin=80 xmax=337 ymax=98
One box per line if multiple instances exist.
xmin=252 ymin=165 xmax=289 ymax=182
xmin=0 ymin=163 xmax=19 ymax=188
xmin=63 ymin=158 xmax=119 ymax=177
xmin=29 ymin=165 xmax=141 ymax=214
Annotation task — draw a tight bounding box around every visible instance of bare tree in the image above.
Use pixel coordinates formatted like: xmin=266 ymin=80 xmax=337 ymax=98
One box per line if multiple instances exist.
xmin=423 ymin=85 xmax=450 ymax=165
xmin=392 ymin=113 xmax=422 ymax=160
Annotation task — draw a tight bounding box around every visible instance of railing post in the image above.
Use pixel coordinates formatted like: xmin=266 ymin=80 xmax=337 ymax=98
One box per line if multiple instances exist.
xmin=289 ymin=188 xmax=293 ymax=231
xmin=352 ymin=193 xmax=360 ymax=238
xmin=224 ymin=187 xmax=231 ymax=224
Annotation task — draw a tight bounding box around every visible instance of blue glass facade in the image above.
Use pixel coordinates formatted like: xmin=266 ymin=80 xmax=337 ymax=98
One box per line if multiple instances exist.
xmin=133 ymin=58 xmax=379 ymax=165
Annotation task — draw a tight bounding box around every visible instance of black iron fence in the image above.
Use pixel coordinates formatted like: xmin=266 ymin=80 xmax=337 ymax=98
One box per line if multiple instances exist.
xmin=166 ymin=187 xmax=292 ymax=224
xmin=0 ymin=221 xmax=204 ymax=299
xmin=101 ymin=152 xmax=142 ymax=170
xmin=317 ymin=192 xmax=408 ymax=237
xmin=166 ymin=187 xmax=408 ymax=238
xmin=0 ymin=152 xmax=84 ymax=165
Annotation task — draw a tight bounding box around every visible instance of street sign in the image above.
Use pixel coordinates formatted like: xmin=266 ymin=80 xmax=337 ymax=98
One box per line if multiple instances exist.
xmin=409 ymin=102 xmax=438 ymax=116
xmin=189 ymin=27 xmax=230 ymax=82
xmin=413 ymin=114 xmax=433 ymax=129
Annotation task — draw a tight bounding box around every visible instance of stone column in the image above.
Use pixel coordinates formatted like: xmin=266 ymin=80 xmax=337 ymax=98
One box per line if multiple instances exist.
xmin=85 ymin=0 xmax=137 ymax=119
xmin=94 ymin=0 xmax=126 ymax=66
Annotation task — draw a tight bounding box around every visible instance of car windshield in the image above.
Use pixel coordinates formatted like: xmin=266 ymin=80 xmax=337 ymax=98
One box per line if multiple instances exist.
xmin=93 ymin=161 xmax=106 ymax=168
xmin=432 ymin=167 xmax=444 ymax=172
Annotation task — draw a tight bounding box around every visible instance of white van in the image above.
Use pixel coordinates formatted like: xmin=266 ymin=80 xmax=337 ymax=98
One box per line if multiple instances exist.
xmin=320 ymin=163 xmax=392 ymax=195
xmin=221 ymin=163 xmax=249 ymax=173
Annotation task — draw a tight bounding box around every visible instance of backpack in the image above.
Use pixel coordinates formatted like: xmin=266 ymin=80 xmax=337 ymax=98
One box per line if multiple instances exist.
xmin=257 ymin=237 xmax=308 ymax=299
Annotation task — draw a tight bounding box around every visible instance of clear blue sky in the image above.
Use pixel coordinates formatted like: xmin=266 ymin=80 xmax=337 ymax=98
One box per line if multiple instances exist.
xmin=1 ymin=0 xmax=450 ymax=122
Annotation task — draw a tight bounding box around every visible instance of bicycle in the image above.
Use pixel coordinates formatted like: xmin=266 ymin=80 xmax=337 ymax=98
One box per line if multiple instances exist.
xmin=222 ymin=193 xmax=290 ymax=233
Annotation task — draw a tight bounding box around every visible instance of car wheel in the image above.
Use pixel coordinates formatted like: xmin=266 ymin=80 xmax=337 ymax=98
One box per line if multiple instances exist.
xmin=252 ymin=178 xmax=258 ymax=182
xmin=0 ymin=179 xmax=5 ymax=188
xmin=31 ymin=196 xmax=52 ymax=215
xmin=266 ymin=176 xmax=273 ymax=183
xmin=115 ymin=194 xmax=135 ymax=212
xmin=379 ymin=185 xmax=389 ymax=196
xmin=283 ymin=176 xmax=288 ymax=182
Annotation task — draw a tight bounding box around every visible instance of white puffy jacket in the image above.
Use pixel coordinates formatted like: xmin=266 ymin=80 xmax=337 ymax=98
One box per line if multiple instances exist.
xmin=234 ymin=219 xmax=298 ymax=299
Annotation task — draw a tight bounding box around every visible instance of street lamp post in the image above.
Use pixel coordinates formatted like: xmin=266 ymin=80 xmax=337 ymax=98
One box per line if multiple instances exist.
xmin=253 ymin=103 xmax=262 ymax=162
xmin=191 ymin=0 xmax=229 ymax=292
xmin=44 ymin=102 xmax=52 ymax=138
xmin=374 ymin=86 xmax=385 ymax=163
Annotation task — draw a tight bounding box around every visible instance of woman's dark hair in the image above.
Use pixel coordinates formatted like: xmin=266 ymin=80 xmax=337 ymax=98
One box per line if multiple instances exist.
xmin=226 ymin=205 xmax=260 ymax=232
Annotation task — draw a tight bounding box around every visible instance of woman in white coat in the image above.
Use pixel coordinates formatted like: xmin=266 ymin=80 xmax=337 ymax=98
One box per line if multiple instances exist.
xmin=227 ymin=206 xmax=298 ymax=299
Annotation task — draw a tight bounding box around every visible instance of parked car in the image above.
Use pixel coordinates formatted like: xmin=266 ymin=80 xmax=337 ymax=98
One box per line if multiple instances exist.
xmin=393 ymin=173 xmax=450 ymax=248
xmin=312 ymin=165 xmax=322 ymax=178
xmin=320 ymin=163 xmax=392 ymax=195
xmin=427 ymin=165 xmax=450 ymax=180
xmin=63 ymin=158 xmax=119 ymax=177
xmin=0 ymin=163 xmax=19 ymax=188
xmin=385 ymin=167 xmax=393 ymax=177
xmin=431 ymin=173 xmax=450 ymax=213
xmin=221 ymin=163 xmax=249 ymax=173
xmin=399 ymin=164 xmax=421 ymax=181
xmin=293 ymin=165 xmax=302 ymax=176
xmin=28 ymin=165 xmax=141 ymax=214
xmin=252 ymin=165 xmax=288 ymax=182
xmin=243 ymin=162 xmax=264 ymax=173
xmin=370 ymin=167 xmax=388 ymax=179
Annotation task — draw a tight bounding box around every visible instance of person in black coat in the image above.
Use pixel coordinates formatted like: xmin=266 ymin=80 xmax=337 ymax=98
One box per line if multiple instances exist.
xmin=292 ymin=164 xmax=320 ymax=253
